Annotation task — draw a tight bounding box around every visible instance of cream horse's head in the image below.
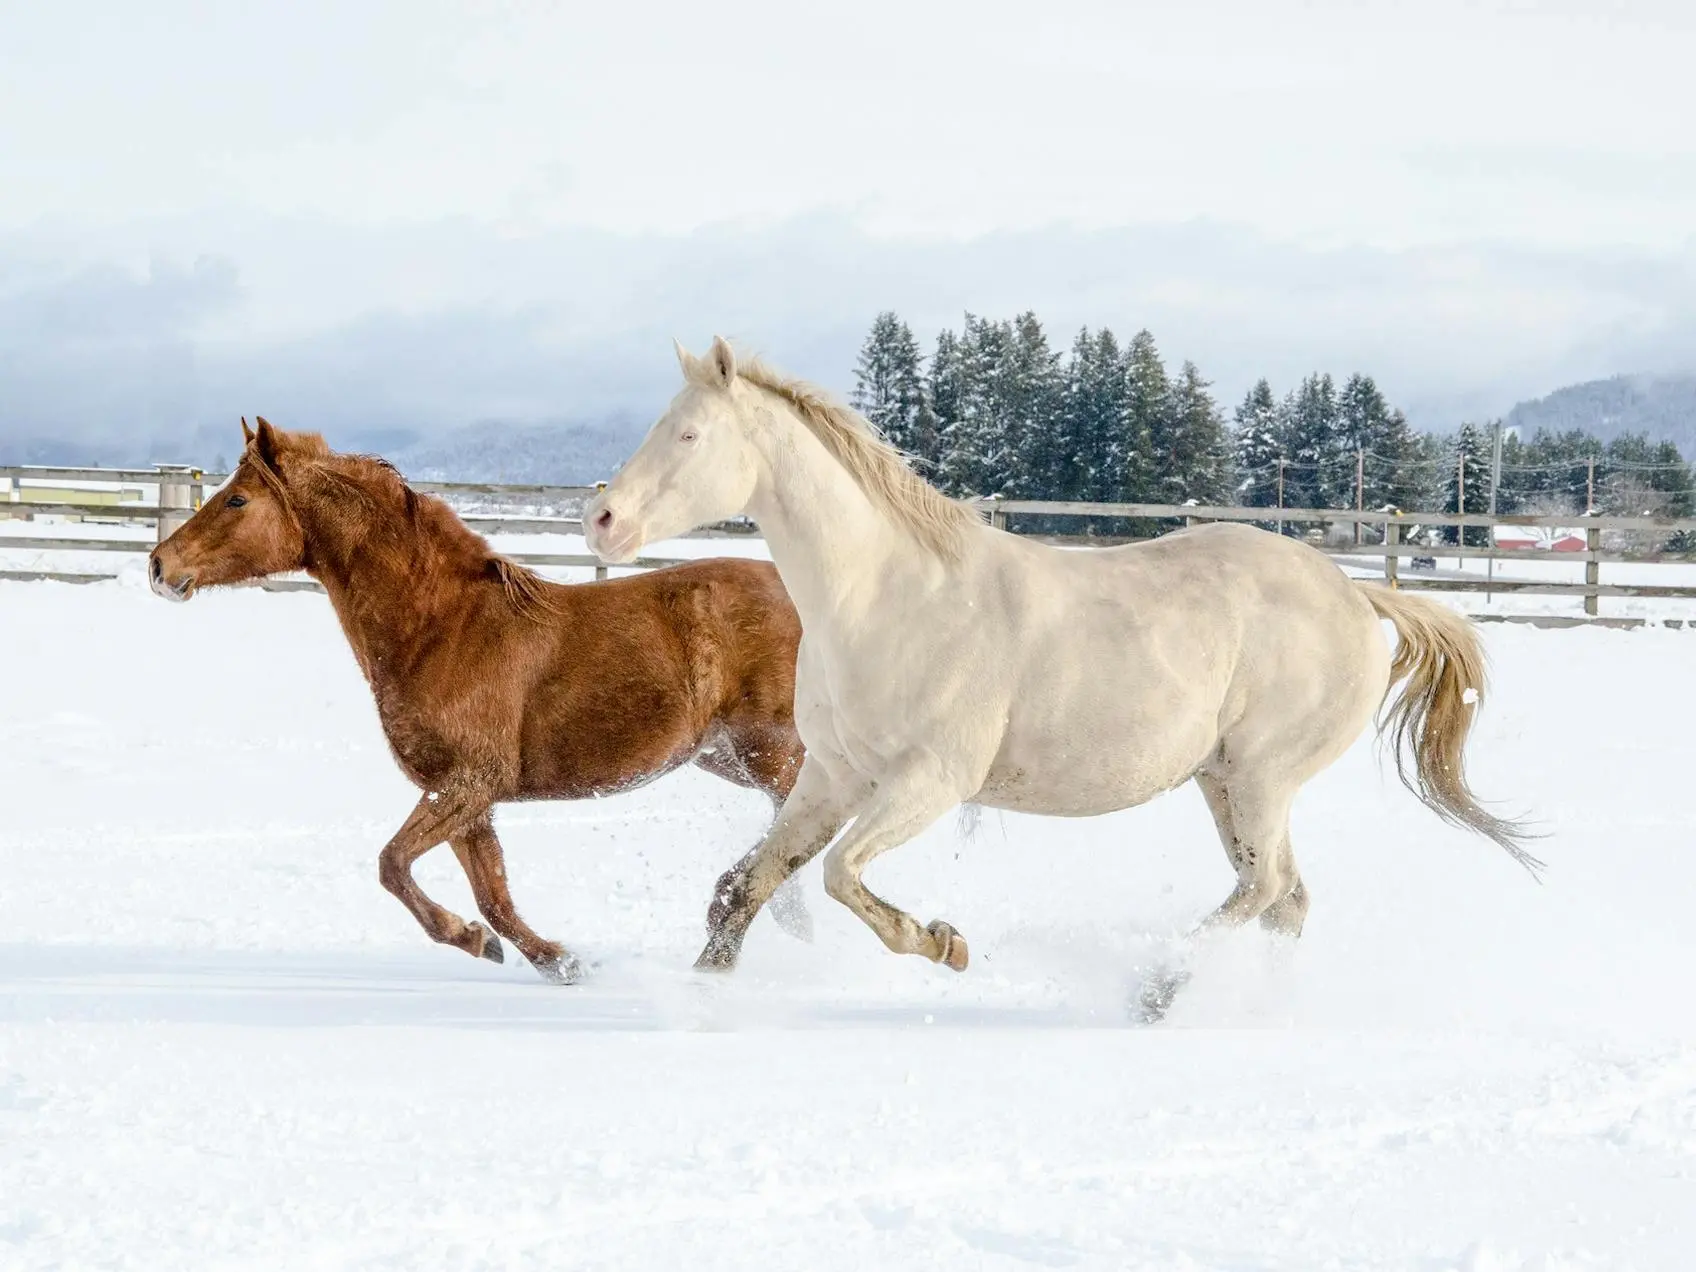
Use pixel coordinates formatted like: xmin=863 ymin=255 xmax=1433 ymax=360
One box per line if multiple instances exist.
xmin=585 ymin=336 xmax=760 ymax=564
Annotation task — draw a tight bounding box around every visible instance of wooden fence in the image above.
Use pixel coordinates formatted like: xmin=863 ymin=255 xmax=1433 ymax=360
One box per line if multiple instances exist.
xmin=981 ymin=498 xmax=1696 ymax=618
xmin=7 ymin=464 xmax=1696 ymax=622
xmin=0 ymin=465 xmax=688 ymax=587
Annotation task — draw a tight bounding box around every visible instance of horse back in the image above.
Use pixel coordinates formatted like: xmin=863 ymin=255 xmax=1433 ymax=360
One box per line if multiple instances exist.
xmin=513 ymin=558 xmax=800 ymax=798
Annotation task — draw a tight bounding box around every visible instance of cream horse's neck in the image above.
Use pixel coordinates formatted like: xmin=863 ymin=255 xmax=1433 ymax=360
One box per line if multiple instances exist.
xmin=740 ymin=389 xmax=946 ymax=624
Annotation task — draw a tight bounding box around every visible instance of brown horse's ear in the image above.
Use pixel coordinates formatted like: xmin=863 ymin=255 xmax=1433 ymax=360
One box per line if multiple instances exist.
xmin=241 ymin=417 xmax=255 ymax=445
xmin=253 ymin=416 xmax=281 ymax=468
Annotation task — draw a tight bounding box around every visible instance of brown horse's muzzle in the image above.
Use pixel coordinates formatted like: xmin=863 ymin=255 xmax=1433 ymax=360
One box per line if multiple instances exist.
xmin=148 ymin=547 xmax=196 ymax=602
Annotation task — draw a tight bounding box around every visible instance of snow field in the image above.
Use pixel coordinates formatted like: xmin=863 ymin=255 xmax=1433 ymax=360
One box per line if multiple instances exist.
xmin=2 ymin=575 xmax=1695 ymax=1269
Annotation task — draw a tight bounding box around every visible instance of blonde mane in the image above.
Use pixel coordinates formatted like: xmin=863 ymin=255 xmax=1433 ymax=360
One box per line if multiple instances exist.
xmin=727 ymin=356 xmax=983 ymax=561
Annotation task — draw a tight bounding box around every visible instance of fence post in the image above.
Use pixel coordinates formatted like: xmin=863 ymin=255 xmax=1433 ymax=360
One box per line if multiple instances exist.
xmin=594 ymin=564 xmax=608 ymax=582
xmin=1384 ymin=516 xmax=1400 ymax=589
xmin=1585 ymin=523 xmax=1601 ymax=617
xmin=155 ymin=464 xmax=199 ymax=544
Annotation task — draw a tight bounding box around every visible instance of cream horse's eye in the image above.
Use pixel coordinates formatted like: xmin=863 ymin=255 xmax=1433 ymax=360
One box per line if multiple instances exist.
xmin=680 ymin=430 xmax=699 ymax=444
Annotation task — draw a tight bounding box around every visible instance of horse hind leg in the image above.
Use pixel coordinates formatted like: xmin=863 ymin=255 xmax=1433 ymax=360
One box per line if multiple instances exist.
xmin=1190 ymin=768 xmax=1302 ymax=932
xmin=1139 ymin=770 xmax=1305 ymax=1022
xmin=694 ymin=756 xmax=856 ymax=971
xmin=377 ymin=791 xmax=500 ymax=964
xmin=1258 ymin=862 xmax=1310 ymax=937
xmin=694 ymin=722 xmax=814 ymax=942
xmin=449 ymin=816 xmax=584 ymax=985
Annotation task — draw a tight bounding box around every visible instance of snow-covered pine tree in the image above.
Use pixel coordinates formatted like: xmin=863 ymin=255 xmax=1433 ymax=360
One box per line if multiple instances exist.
xmin=1054 ymin=328 xmax=1097 ymax=504
xmin=1005 ymin=311 xmax=1065 ymax=498
xmin=1232 ymin=379 xmax=1284 ymax=508
xmin=1443 ymin=421 xmax=1492 ymax=545
xmin=850 ymin=312 xmax=926 ymax=460
xmin=939 ymin=315 xmax=1020 ymax=497
xmin=1061 ymin=327 xmax=1129 ymax=504
xmin=1156 ymin=361 xmax=1232 ymax=505
xmin=926 ymin=326 xmax=969 ymax=493
xmin=1338 ymin=373 xmax=1418 ymax=511
xmin=1120 ymin=330 xmax=1168 ymax=503
xmin=1281 ymin=373 xmax=1344 ymax=509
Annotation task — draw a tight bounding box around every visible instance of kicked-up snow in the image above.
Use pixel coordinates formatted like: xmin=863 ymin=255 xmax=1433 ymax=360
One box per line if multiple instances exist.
xmin=2 ymin=575 xmax=1694 ymax=1270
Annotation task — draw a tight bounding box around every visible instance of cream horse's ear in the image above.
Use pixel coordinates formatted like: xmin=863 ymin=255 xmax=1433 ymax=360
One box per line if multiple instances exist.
xmin=705 ymin=334 xmax=737 ymax=389
xmin=673 ymin=337 xmax=700 ymax=380
xmin=241 ymin=416 xmax=255 ymax=445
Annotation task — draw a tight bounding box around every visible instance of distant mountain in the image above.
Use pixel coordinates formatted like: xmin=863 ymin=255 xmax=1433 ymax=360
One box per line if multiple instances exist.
xmin=1 ymin=417 xmax=645 ymax=485
xmin=390 ymin=419 xmax=645 ymax=486
xmin=1504 ymin=374 xmax=1696 ymax=453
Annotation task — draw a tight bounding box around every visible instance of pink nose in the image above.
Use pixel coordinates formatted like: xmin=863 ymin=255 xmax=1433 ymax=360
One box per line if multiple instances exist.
xmin=594 ymin=508 xmax=615 ymax=533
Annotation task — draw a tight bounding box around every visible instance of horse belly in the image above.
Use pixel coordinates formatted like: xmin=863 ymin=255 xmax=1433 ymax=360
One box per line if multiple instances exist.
xmin=977 ymin=665 xmax=1224 ymax=817
xmin=976 ymin=729 xmax=1209 ymax=816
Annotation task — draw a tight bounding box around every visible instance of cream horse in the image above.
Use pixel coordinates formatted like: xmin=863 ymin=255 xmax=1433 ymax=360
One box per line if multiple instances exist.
xmin=586 ymin=338 xmax=1535 ymax=1013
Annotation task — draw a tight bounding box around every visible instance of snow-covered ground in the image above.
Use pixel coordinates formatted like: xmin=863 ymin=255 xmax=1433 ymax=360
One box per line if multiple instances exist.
xmin=3 ymin=572 xmax=1696 ymax=1270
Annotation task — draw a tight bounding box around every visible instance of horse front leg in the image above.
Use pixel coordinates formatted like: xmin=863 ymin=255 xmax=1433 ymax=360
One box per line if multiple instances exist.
xmin=376 ymin=790 xmax=502 ymax=965
xmin=820 ymin=758 xmax=972 ymax=970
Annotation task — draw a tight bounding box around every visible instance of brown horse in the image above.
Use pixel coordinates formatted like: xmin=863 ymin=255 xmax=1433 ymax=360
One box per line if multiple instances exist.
xmin=148 ymin=417 xmax=807 ymax=984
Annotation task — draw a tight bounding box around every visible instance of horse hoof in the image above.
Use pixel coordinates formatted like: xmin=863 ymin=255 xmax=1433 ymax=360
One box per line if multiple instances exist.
xmin=927 ymin=920 xmax=969 ymax=972
xmin=692 ymin=948 xmax=737 ymax=974
xmin=470 ymin=923 xmax=504 ymax=965
xmin=535 ymin=952 xmax=585 ymax=986
xmin=1134 ymin=965 xmax=1191 ymax=1024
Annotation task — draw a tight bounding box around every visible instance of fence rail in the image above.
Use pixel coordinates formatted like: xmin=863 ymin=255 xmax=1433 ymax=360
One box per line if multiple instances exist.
xmin=8 ymin=463 xmax=1696 ymax=618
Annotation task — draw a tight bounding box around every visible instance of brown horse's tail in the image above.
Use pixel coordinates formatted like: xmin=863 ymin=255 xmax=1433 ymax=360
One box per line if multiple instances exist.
xmin=1360 ymin=584 xmax=1542 ymax=876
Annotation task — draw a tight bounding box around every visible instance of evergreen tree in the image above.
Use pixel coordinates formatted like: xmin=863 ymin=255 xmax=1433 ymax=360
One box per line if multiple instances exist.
xmin=1497 ymin=427 xmax=1602 ymax=512
xmin=1443 ymin=422 xmax=1492 ymax=545
xmin=910 ymin=393 xmax=943 ymax=478
xmin=1232 ymin=379 xmax=1283 ymax=509
xmin=926 ymin=326 xmax=968 ymax=492
xmin=850 ymin=312 xmax=925 ymax=459
xmin=1060 ymin=327 xmax=1129 ymax=504
xmin=1119 ymin=330 xmax=1168 ymax=502
xmin=1338 ymin=373 xmax=1418 ymax=510
xmin=1600 ymin=432 xmax=1696 ymax=517
xmin=1004 ymin=311 xmax=1065 ymax=498
xmin=1155 ymin=361 xmax=1231 ymax=505
xmin=940 ymin=315 xmax=1022 ymax=497
xmin=1281 ymin=373 xmax=1344 ymax=509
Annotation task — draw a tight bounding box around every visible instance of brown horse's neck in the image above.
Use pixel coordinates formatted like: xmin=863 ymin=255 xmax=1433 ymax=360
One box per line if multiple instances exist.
xmin=288 ymin=462 xmax=500 ymax=682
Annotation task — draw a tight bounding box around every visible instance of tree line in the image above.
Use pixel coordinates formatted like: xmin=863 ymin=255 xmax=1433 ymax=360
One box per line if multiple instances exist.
xmin=850 ymin=310 xmax=1696 ymax=535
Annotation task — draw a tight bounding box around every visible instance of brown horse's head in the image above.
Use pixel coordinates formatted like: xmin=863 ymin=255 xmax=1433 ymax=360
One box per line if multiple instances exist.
xmin=148 ymin=416 xmax=318 ymax=601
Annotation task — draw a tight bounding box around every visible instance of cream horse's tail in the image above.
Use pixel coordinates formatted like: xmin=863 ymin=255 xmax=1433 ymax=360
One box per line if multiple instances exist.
xmin=1360 ymin=584 xmax=1542 ymax=875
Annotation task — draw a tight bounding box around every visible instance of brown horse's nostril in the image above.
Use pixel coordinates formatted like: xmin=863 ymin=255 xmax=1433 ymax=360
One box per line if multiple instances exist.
xmin=150 ymin=555 xmax=163 ymax=583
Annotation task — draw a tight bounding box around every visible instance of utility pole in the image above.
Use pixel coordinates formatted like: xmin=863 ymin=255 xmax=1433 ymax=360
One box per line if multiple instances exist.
xmin=1587 ymin=456 xmax=1595 ymax=513
xmin=1276 ymin=458 xmax=1285 ymax=538
xmin=1457 ymin=447 xmax=1466 ymax=548
xmin=1355 ymin=446 xmax=1364 ymax=546
xmin=1487 ymin=422 xmax=1504 ymax=604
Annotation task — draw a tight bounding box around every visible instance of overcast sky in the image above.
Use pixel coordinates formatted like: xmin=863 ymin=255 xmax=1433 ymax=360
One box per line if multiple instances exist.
xmin=4 ymin=0 xmax=1695 ymax=447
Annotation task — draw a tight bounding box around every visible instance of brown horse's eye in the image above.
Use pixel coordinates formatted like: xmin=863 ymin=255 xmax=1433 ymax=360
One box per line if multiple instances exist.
xmin=226 ymin=494 xmax=248 ymax=509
